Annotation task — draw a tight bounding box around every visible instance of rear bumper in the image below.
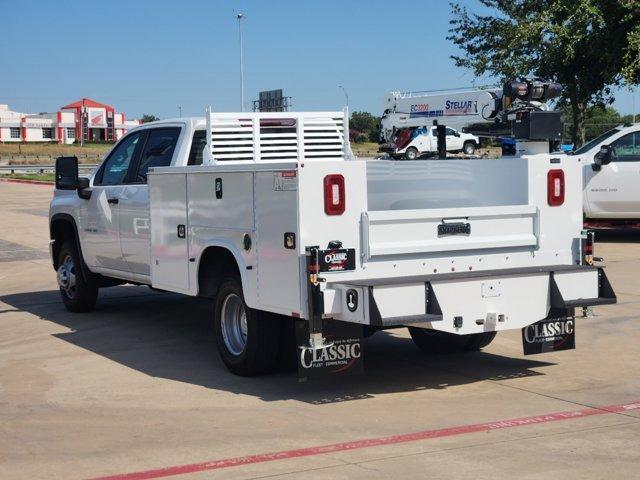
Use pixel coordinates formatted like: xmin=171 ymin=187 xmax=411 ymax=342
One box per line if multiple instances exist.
xmin=323 ymin=265 xmax=616 ymax=335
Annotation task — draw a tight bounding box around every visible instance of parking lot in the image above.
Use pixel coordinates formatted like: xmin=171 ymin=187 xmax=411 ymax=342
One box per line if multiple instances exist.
xmin=1 ymin=180 xmax=639 ymax=479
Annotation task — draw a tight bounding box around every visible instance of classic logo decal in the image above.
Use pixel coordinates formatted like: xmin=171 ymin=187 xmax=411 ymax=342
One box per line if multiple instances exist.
xmin=299 ymin=341 xmax=361 ymax=371
xmin=318 ymin=248 xmax=356 ymax=272
xmin=296 ymin=320 xmax=364 ymax=380
xmin=522 ymin=316 xmax=575 ymax=355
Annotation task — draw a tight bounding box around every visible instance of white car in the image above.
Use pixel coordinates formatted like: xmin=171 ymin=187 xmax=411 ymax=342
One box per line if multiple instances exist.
xmin=571 ymin=123 xmax=640 ymax=222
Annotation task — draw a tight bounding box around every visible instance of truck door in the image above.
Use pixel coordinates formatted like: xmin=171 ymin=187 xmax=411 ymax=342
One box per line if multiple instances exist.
xmin=446 ymin=127 xmax=463 ymax=151
xmin=584 ymin=131 xmax=640 ymax=218
xmin=119 ymin=127 xmax=181 ymax=277
xmin=81 ymin=131 xmax=145 ymax=272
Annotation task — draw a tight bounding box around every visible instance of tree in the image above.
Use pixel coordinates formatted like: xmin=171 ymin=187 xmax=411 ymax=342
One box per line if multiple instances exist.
xmin=448 ymin=0 xmax=640 ymax=147
xmin=140 ymin=114 xmax=160 ymax=124
xmin=350 ymin=111 xmax=381 ymax=143
xmin=563 ymin=105 xmax=621 ymax=142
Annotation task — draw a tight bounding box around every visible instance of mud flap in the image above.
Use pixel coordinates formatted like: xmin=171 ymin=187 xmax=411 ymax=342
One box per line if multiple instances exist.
xmin=296 ymin=319 xmax=364 ymax=381
xmin=522 ymin=308 xmax=575 ymax=355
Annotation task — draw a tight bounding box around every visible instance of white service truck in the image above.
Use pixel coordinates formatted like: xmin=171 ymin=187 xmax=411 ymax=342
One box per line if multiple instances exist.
xmin=379 ymin=87 xmax=502 ymax=159
xmin=569 ymin=123 xmax=640 ymax=227
xmin=381 ymin=125 xmax=481 ymax=159
xmin=50 ymin=88 xmax=616 ymax=378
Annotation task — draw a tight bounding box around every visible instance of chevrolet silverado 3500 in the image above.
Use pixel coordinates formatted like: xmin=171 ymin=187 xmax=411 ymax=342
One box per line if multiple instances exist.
xmin=50 ymin=84 xmax=616 ymax=377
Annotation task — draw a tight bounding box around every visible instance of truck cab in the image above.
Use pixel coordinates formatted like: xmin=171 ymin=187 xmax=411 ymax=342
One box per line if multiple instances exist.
xmin=574 ymin=123 xmax=640 ymax=221
xmin=50 ymin=118 xmax=207 ymax=286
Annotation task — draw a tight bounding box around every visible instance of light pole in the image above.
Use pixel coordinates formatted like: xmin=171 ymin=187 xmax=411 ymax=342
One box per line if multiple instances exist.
xmin=339 ymin=85 xmax=349 ymax=109
xmin=237 ymin=12 xmax=245 ymax=112
xmin=178 ymin=106 xmax=182 ymax=118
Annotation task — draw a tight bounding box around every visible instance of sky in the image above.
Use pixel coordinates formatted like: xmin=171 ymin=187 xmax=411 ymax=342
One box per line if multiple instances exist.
xmin=1 ymin=0 xmax=638 ymax=120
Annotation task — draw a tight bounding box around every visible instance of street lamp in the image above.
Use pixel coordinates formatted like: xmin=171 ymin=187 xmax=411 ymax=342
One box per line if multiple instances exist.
xmin=178 ymin=106 xmax=182 ymax=118
xmin=338 ymin=85 xmax=349 ymax=109
xmin=237 ymin=12 xmax=245 ymax=112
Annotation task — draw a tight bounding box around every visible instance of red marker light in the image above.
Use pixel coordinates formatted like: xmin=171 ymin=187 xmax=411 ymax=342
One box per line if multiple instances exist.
xmin=547 ymin=169 xmax=565 ymax=206
xmin=323 ymin=174 xmax=345 ymax=215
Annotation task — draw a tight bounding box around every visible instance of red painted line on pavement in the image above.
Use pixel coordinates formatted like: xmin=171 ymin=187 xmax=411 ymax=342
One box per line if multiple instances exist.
xmin=89 ymin=399 xmax=640 ymax=480
xmin=0 ymin=178 xmax=53 ymax=186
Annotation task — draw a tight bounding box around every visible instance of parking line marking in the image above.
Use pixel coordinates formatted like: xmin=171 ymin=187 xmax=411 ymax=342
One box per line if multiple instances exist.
xmin=89 ymin=400 xmax=640 ymax=480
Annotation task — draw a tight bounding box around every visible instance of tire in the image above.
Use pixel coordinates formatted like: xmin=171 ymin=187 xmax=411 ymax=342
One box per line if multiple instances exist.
xmin=464 ymin=331 xmax=497 ymax=351
xmin=277 ymin=315 xmax=299 ymax=372
xmin=213 ymin=276 xmax=281 ymax=376
xmin=404 ymin=147 xmax=419 ymax=160
xmin=57 ymin=240 xmax=98 ymax=312
xmin=463 ymin=141 xmax=476 ymax=155
xmin=408 ymin=327 xmax=496 ymax=354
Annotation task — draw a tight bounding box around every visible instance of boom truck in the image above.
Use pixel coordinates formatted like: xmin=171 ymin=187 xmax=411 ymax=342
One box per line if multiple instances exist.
xmin=379 ymin=83 xmax=564 ymax=159
xmin=50 ymin=79 xmax=615 ymax=379
xmin=379 ymin=87 xmax=503 ymax=159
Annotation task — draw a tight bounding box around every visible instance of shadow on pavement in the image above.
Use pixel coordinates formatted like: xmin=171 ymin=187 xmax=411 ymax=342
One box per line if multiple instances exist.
xmin=1 ymin=286 xmax=555 ymax=405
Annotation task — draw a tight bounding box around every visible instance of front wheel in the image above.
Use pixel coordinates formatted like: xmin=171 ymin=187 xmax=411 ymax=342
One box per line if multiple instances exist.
xmin=463 ymin=141 xmax=476 ymax=155
xmin=213 ymin=276 xmax=281 ymax=376
xmin=57 ymin=240 xmax=98 ymax=312
xmin=404 ymin=147 xmax=419 ymax=160
xmin=408 ymin=328 xmax=496 ymax=354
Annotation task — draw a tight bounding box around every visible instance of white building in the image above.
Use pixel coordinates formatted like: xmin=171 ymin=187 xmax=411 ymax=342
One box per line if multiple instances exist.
xmin=0 ymin=99 xmax=139 ymax=144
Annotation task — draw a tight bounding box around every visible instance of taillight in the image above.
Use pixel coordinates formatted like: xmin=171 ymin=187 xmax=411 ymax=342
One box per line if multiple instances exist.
xmin=547 ymin=169 xmax=565 ymax=206
xmin=323 ymin=174 xmax=345 ymax=215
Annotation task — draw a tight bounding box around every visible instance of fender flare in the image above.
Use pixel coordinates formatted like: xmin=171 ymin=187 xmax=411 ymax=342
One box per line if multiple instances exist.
xmin=195 ymin=240 xmax=254 ymax=305
xmin=49 ymin=213 xmax=92 ymax=280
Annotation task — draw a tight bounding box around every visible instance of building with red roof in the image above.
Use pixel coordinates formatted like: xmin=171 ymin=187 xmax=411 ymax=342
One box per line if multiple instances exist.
xmin=0 ymin=99 xmax=139 ymax=144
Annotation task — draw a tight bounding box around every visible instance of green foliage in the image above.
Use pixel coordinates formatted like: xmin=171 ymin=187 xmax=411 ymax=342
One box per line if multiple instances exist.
xmin=140 ymin=114 xmax=160 ymax=124
xmin=564 ymin=105 xmax=620 ymax=142
xmin=350 ymin=111 xmax=381 ymax=143
xmin=448 ymin=0 xmax=640 ymax=146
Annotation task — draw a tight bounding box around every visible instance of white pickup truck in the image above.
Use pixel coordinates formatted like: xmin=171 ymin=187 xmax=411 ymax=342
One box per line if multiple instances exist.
xmin=571 ymin=123 xmax=640 ymax=226
xmin=382 ymin=126 xmax=480 ymax=160
xmin=50 ymin=108 xmax=616 ymax=378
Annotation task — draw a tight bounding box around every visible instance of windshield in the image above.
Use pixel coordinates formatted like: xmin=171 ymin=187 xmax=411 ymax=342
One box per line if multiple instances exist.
xmin=572 ymin=127 xmax=621 ymax=155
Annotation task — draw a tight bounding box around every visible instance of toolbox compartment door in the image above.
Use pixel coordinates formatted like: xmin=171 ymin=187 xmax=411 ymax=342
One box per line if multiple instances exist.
xmin=149 ymin=172 xmax=190 ymax=293
xmin=361 ymin=204 xmax=537 ymax=259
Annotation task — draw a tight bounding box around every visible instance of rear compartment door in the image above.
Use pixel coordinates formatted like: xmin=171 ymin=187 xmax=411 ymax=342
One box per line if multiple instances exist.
xmin=255 ymin=170 xmax=301 ymax=314
xmin=361 ymin=205 xmax=537 ymax=259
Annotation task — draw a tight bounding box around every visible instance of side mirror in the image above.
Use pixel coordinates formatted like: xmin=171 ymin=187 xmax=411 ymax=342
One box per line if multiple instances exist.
xmin=77 ymin=177 xmax=92 ymax=200
xmin=55 ymin=156 xmax=79 ymax=190
xmin=454 ymin=131 xmax=461 ymax=137
xmin=594 ymin=145 xmax=615 ymax=167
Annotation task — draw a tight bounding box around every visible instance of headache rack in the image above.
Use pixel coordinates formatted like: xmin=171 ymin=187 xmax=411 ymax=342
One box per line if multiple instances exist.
xmin=203 ymin=108 xmax=352 ymax=165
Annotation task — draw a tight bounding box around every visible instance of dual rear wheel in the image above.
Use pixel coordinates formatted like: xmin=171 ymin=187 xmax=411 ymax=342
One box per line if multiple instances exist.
xmin=213 ymin=277 xmax=282 ymax=376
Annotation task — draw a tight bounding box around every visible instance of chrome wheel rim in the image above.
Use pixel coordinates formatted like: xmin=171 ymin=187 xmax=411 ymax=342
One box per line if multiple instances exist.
xmin=220 ymin=293 xmax=247 ymax=356
xmin=57 ymin=254 xmax=77 ymax=299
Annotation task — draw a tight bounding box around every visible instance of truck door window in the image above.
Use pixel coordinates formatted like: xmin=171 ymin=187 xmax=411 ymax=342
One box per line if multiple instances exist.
xmin=95 ymin=131 xmax=144 ymax=186
xmin=187 ymin=130 xmax=207 ymax=165
xmin=134 ymin=127 xmax=181 ymax=182
xmin=610 ymin=132 xmax=640 ymax=162
xmin=445 ymin=127 xmax=456 ymax=136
